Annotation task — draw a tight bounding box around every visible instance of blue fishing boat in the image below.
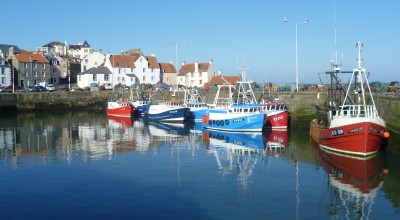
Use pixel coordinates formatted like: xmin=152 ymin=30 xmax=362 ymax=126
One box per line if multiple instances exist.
xmin=183 ymin=88 xmax=209 ymax=122
xmin=130 ymin=90 xmax=151 ymax=116
xmin=203 ymin=81 xmax=267 ymax=132
xmin=146 ymin=99 xmax=190 ymax=123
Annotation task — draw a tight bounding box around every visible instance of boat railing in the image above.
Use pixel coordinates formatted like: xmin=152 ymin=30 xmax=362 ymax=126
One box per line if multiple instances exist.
xmin=336 ymin=104 xmax=379 ymax=118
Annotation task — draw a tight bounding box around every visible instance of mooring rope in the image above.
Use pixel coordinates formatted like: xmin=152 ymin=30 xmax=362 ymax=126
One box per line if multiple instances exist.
xmin=387 ymin=125 xmax=400 ymax=134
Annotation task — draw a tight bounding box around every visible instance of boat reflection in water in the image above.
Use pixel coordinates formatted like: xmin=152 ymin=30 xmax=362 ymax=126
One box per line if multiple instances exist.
xmin=107 ymin=114 xmax=134 ymax=128
xmin=311 ymin=140 xmax=386 ymax=219
xmin=263 ymin=129 xmax=288 ymax=156
xmin=203 ymin=130 xmax=267 ymax=195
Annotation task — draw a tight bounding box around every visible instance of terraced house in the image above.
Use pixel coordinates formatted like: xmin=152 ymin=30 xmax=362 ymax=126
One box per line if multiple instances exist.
xmin=177 ymin=60 xmax=216 ymax=88
xmin=10 ymin=53 xmax=50 ymax=88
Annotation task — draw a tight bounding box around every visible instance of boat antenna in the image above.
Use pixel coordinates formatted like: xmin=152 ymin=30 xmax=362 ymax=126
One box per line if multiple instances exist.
xmin=333 ymin=2 xmax=338 ymax=66
xmin=237 ymin=57 xmax=249 ymax=81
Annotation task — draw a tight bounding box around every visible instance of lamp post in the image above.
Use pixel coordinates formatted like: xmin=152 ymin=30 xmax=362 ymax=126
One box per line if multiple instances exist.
xmin=283 ymin=17 xmax=309 ymax=93
xmin=167 ymin=41 xmax=187 ymax=71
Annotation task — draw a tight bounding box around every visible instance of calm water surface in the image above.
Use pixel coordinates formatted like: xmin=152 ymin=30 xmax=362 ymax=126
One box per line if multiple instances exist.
xmin=0 ymin=111 xmax=399 ymax=220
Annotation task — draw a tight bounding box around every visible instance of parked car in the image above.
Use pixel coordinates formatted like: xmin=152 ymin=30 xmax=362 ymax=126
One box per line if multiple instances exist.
xmin=64 ymin=85 xmax=74 ymax=91
xmin=34 ymin=85 xmax=47 ymax=92
xmin=46 ymin=84 xmax=56 ymax=91
xmin=0 ymin=85 xmax=4 ymax=92
xmin=25 ymin=86 xmax=36 ymax=92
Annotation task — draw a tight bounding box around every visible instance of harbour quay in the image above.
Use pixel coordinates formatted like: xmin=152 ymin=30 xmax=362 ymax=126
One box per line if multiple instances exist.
xmin=0 ymin=90 xmax=399 ymax=128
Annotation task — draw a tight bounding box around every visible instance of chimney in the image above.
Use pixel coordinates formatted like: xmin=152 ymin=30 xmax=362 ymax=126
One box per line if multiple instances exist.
xmin=151 ymin=53 xmax=155 ymax=57
xmin=99 ymin=48 xmax=103 ymax=54
xmin=195 ymin=61 xmax=199 ymax=73
xmin=8 ymin=47 xmax=14 ymax=56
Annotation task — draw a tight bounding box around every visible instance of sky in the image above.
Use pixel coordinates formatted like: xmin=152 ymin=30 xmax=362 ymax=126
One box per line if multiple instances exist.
xmin=1 ymin=0 xmax=399 ymax=84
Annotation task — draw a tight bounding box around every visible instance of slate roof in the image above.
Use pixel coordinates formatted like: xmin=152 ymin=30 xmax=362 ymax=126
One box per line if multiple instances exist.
xmin=0 ymin=44 xmax=21 ymax=55
xmin=77 ymin=66 xmax=112 ymax=75
xmin=42 ymin=41 xmax=65 ymax=48
xmin=159 ymin=63 xmax=176 ymax=73
xmin=209 ymin=76 xmax=240 ymax=85
xmin=15 ymin=53 xmax=49 ymax=63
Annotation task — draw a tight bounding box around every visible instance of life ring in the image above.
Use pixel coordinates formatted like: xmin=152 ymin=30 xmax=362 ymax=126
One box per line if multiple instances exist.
xmin=220 ymin=120 xmax=224 ymax=126
xmin=216 ymin=120 xmax=220 ymax=126
xmin=225 ymin=120 xmax=229 ymax=125
xmin=209 ymin=120 xmax=212 ymax=125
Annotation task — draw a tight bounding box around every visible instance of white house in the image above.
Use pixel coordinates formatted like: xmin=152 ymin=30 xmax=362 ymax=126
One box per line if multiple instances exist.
xmin=135 ymin=55 xmax=160 ymax=85
xmin=104 ymin=53 xmax=139 ymax=89
xmin=77 ymin=66 xmax=112 ymax=89
xmin=81 ymin=51 xmax=105 ymax=72
xmin=67 ymin=40 xmax=93 ymax=59
xmin=103 ymin=53 xmax=161 ymax=89
xmin=177 ymin=60 xmax=216 ymax=88
xmin=0 ymin=57 xmax=12 ymax=87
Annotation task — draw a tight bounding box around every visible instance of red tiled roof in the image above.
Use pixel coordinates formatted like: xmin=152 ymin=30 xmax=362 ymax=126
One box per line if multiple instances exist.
xmin=15 ymin=53 xmax=49 ymax=63
xmin=145 ymin=56 xmax=159 ymax=69
xmin=109 ymin=54 xmax=139 ymax=68
xmin=159 ymin=63 xmax=177 ymax=73
xmin=179 ymin=62 xmax=210 ymax=75
xmin=209 ymin=76 xmax=240 ymax=85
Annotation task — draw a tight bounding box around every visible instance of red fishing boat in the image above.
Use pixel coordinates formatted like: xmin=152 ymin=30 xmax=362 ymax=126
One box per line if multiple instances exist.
xmin=106 ymin=99 xmax=135 ymax=118
xmin=261 ymin=99 xmax=289 ymax=130
xmin=310 ymin=42 xmax=389 ymax=157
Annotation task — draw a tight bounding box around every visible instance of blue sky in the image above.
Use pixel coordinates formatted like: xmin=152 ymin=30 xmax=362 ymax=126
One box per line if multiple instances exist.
xmin=2 ymin=0 xmax=399 ymax=84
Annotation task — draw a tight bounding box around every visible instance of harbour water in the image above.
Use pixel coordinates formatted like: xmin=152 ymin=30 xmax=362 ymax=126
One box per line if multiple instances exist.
xmin=0 ymin=111 xmax=399 ymax=219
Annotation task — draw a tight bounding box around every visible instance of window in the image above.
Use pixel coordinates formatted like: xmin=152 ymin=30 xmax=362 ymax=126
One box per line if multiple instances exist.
xmin=151 ymin=68 xmax=154 ymax=72
xmin=104 ymin=74 xmax=109 ymax=81
xmin=42 ymin=64 xmax=46 ymax=69
xmin=24 ymin=63 xmax=28 ymax=69
xmin=79 ymin=75 xmax=81 ymax=81
xmin=143 ymin=76 xmax=146 ymax=81
xmin=33 ymin=63 xmax=37 ymax=69
xmin=131 ymin=77 xmax=134 ymax=82
xmin=24 ymin=70 xmax=28 ymax=77
xmin=1 ymin=68 xmax=4 ymax=75
xmin=151 ymin=76 xmax=154 ymax=81
xmin=85 ymin=59 xmax=88 ymax=63
xmin=33 ymin=71 xmax=37 ymax=77
xmin=83 ymin=66 xmax=86 ymax=71
xmin=93 ymin=74 xmax=97 ymax=81
xmin=1 ymin=77 xmax=5 ymax=84
xmin=41 ymin=70 xmax=45 ymax=78
xmin=52 ymin=68 xmax=57 ymax=74
xmin=143 ymin=68 xmax=145 ymax=72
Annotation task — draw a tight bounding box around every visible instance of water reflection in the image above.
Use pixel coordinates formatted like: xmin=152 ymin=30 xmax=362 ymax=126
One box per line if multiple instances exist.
xmin=311 ymin=140 xmax=386 ymax=219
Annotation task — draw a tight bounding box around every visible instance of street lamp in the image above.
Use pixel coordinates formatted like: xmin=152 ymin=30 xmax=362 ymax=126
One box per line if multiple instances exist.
xmin=167 ymin=41 xmax=187 ymax=71
xmin=283 ymin=17 xmax=309 ymax=93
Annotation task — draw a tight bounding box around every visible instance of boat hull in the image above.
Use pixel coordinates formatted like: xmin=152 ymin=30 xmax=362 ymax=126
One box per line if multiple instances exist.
xmin=203 ymin=112 xmax=266 ymax=132
xmin=106 ymin=101 xmax=134 ymax=118
xmin=263 ymin=111 xmax=290 ymax=130
xmin=146 ymin=106 xmax=190 ymax=123
xmin=310 ymin=119 xmax=386 ymax=157
xmin=187 ymin=108 xmax=209 ymax=122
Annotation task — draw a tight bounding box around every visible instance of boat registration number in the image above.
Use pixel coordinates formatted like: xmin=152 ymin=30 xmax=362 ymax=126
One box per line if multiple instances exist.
xmin=331 ymin=129 xmax=344 ymax=136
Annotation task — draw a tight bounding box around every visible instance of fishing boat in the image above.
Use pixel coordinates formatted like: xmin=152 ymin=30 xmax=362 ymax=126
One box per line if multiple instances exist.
xmin=130 ymin=90 xmax=151 ymax=116
xmin=309 ymin=42 xmax=389 ymax=157
xmin=145 ymin=99 xmax=190 ymax=123
xmin=203 ymin=81 xmax=267 ymax=132
xmin=261 ymin=98 xmax=290 ymax=130
xmin=106 ymin=99 xmax=135 ymax=118
xmin=183 ymin=88 xmax=209 ymax=122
